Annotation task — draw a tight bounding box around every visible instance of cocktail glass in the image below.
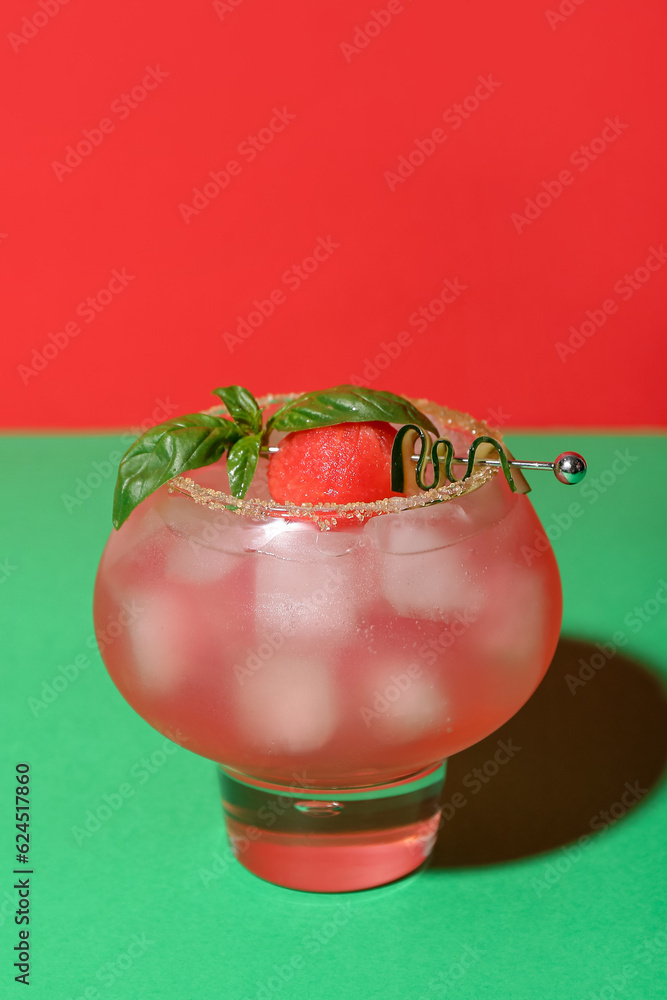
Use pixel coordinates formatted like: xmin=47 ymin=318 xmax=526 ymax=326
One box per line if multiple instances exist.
xmin=93 ymin=397 xmax=561 ymax=891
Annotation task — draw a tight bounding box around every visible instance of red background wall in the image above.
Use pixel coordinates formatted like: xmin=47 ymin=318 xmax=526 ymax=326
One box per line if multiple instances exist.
xmin=1 ymin=0 xmax=665 ymax=430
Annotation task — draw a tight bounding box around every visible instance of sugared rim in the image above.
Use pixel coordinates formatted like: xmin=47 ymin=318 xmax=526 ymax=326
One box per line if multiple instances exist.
xmin=169 ymin=394 xmax=501 ymax=530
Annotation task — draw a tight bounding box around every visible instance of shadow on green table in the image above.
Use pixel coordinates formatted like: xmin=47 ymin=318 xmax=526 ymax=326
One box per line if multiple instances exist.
xmin=427 ymin=637 xmax=667 ymax=869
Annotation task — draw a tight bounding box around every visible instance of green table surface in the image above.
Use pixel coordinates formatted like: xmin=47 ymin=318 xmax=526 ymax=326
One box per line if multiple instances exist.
xmin=2 ymin=432 xmax=666 ymax=1000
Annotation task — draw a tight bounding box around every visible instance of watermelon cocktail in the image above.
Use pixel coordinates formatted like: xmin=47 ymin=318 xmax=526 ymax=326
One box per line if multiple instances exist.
xmin=93 ymin=386 xmax=561 ymax=891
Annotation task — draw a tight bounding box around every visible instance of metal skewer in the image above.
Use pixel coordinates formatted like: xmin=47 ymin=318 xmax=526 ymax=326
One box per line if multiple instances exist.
xmin=450 ymin=452 xmax=587 ymax=484
xmin=264 ymin=447 xmax=587 ymax=484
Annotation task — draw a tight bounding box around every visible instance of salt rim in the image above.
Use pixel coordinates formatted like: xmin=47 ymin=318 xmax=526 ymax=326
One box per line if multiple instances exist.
xmin=168 ymin=394 xmax=501 ymax=530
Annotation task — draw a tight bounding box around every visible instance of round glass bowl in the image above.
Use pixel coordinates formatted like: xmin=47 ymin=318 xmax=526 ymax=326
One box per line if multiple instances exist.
xmin=93 ymin=399 xmax=561 ymax=891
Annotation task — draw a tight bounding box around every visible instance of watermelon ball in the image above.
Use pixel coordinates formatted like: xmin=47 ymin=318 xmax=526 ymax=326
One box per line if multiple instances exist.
xmin=268 ymin=421 xmax=403 ymax=505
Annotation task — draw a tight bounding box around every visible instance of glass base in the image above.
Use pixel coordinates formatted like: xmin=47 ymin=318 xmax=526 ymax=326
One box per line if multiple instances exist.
xmin=218 ymin=762 xmax=446 ymax=892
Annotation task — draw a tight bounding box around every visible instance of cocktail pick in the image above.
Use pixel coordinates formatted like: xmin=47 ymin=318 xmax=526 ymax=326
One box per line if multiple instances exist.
xmin=443 ymin=446 xmax=587 ymax=484
xmin=265 ymin=430 xmax=587 ymax=496
xmin=387 ymin=425 xmax=587 ymax=494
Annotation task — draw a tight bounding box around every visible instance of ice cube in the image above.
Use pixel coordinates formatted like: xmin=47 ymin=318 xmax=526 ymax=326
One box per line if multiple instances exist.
xmin=102 ymin=487 xmax=166 ymax=570
xmin=236 ymin=652 xmax=338 ymax=753
xmin=239 ymin=517 xmax=299 ymax=555
xmin=125 ymin=588 xmax=190 ymax=694
xmin=368 ymin=474 xmax=512 ymax=556
xmin=361 ymin=656 xmax=449 ymax=737
xmin=379 ymin=543 xmax=487 ymax=621
xmin=165 ymin=535 xmax=244 ymax=584
xmin=476 ymin=566 xmax=548 ymax=668
xmin=254 ymin=529 xmax=363 ymax=637
xmin=367 ymin=498 xmax=474 ymax=554
xmin=457 ymin=471 xmax=515 ymax=534
xmin=153 ymin=486 xmax=250 ymax=558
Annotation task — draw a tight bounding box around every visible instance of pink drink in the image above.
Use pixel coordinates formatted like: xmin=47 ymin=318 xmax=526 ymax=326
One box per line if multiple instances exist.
xmin=94 ymin=401 xmax=561 ymax=890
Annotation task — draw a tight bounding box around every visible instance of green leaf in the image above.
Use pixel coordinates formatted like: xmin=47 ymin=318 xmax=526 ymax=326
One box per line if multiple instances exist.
xmin=226 ymin=434 xmax=261 ymax=498
xmin=212 ymin=385 xmax=262 ymax=434
xmin=112 ymin=414 xmax=242 ymax=529
xmin=268 ymin=385 xmax=439 ymax=435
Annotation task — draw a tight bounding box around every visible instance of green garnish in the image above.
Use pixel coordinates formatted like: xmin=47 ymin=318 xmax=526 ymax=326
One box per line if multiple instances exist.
xmin=112 ymin=384 xmax=438 ymax=528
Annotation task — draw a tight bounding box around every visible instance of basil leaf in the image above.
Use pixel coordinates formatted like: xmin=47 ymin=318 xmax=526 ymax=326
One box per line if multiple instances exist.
xmin=113 ymin=414 xmax=242 ymax=528
xmin=268 ymin=385 xmax=438 ymax=435
xmin=226 ymin=434 xmax=261 ymax=498
xmin=212 ymin=385 xmax=262 ymax=434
